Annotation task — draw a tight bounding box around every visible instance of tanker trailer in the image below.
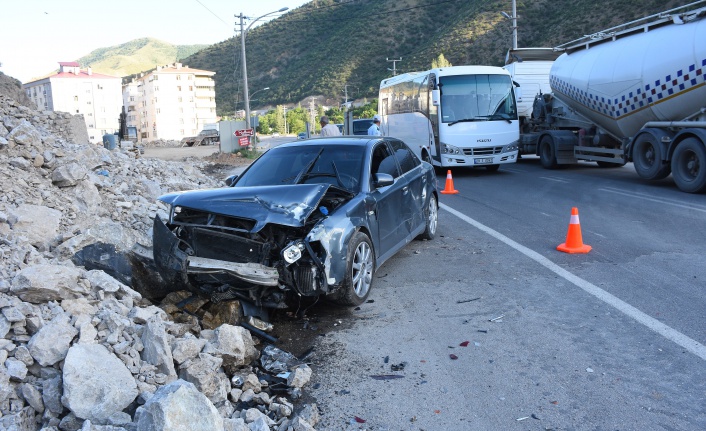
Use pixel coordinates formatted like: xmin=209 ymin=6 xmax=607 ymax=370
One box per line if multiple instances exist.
xmin=520 ymin=1 xmax=706 ymax=193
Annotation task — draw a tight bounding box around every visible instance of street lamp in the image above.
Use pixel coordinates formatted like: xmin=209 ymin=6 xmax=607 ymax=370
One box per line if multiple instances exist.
xmin=500 ymin=0 xmax=518 ymax=50
xmin=237 ymin=7 xmax=288 ymax=135
xmin=248 ymin=87 xmax=270 ymax=105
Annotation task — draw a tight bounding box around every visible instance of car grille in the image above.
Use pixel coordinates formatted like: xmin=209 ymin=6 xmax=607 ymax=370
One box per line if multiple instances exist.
xmin=463 ymin=146 xmax=503 ymax=156
xmin=192 ymin=227 xmax=267 ymax=264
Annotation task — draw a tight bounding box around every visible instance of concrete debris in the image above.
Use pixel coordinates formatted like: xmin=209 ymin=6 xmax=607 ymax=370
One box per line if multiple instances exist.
xmin=0 ymin=86 xmax=322 ymax=431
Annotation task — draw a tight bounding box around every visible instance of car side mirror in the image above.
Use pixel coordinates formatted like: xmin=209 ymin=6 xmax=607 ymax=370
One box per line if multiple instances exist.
xmin=373 ymin=173 xmax=394 ymax=188
xmin=224 ymin=175 xmax=238 ymax=187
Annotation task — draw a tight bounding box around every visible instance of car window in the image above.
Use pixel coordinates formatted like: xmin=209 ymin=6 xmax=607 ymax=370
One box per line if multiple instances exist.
xmin=389 ymin=140 xmax=420 ymax=174
xmin=371 ymin=142 xmax=400 ymax=179
xmin=352 ymin=119 xmax=373 ymax=135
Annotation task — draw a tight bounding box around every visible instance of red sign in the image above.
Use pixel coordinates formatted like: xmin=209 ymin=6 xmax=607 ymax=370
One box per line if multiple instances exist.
xmin=238 ymin=136 xmax=250 ymax=146
xmin=234 ymin=128 xmax=254 ymax=137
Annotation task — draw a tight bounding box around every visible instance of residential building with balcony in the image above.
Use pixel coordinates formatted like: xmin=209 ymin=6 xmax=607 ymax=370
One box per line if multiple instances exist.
xmin=23 ymin=62 xmax=122 ymax=142
xmin=122 ymin=63 xmax=217 ymax=142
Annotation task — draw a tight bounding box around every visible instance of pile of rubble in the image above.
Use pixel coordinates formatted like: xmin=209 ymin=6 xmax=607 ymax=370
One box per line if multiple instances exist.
xmin=139 ymin=139 xmax=181 ymax=148
xmin=0 ymin=93 xmax=320 ymax=431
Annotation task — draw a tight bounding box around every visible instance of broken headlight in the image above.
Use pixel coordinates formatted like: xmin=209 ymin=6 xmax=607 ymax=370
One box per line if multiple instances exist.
xmin=282 ymin=241 xmax=306 ymax=264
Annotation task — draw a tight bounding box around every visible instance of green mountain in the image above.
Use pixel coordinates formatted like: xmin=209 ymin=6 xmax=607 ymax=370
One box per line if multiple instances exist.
xmin=76 ymin=38 xmax=207 ymax=78
xmin=181 ymin=0 xmax=685 ymax=116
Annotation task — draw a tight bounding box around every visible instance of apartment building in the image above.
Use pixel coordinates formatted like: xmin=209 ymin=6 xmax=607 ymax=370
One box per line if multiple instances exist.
xmin=123 ymin=63 xmax=217 ymax=142
xmin=23 ymin=62 xmax=122 ymax=142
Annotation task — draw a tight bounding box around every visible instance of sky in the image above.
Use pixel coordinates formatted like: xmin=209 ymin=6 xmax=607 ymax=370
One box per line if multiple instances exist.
xmin=0 ymin=0 xmax=309 ymax=83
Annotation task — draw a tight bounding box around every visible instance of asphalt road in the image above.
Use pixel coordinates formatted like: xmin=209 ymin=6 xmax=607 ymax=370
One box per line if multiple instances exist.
xmin=305 ymin=157 xmax=706 ymax=431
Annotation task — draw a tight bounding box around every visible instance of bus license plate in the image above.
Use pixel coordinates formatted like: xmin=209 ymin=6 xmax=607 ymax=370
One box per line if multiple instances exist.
xmin=474 ymin=158 xmax=493 ymax=164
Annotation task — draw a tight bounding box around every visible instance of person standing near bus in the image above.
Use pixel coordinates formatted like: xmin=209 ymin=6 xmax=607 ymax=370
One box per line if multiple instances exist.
xmin=367 ymin=115 xmax=382 ymax=136
xmin=320 ymin=116 xmax=341 ymax=136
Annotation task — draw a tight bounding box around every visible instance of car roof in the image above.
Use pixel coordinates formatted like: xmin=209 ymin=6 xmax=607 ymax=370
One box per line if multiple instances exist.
xmin=276 ymin=136 xmax=383 ymax=149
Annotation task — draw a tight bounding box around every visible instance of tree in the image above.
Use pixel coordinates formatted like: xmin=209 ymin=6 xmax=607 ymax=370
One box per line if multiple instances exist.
xmin=431 ymin=53 xmax=452 ymax=68
xmin=325 ymin=106 xmax=344 ymax=124
xmin=351 ymin=99 xmax=378 ymax=119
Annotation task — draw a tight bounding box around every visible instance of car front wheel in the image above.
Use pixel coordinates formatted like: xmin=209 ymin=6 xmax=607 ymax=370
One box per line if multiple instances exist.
xmin=418 ymin=194 xmax=438 ymax=240
xmin=335 ymin=231 xmax=374 ymax=306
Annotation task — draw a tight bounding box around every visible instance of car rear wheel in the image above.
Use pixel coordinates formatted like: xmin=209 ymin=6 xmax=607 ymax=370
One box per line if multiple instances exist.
xmin=418 ymin=194 xmax=438 ymax=240
xmin=335 ymin=231 xmax=374 ymax=306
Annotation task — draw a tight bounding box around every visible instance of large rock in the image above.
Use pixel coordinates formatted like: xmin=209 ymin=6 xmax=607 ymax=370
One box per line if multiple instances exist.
xmin=27 ymin=314 xmax=78 ymax=366
xmin=133 ymin=379 xmax=223 ymax=431
xmin=10 ymin=264 xmax=86 ymax=303
xmin=141 ymin=316 xmax=176 ymax=380
xmin=51 ymin=161 xmax=88 ymax=187
xmin=178 ymin=353 xmax=230 ymax=404
xmin=8 ymin=204 xmax=62 ymax=249
xmin=203 ymin=324 xmax=259 ymax=374
xmin=6 ymin=120 xmax=41 ymax=146
xmin=62 ymin=343 xmax=138 ymax=424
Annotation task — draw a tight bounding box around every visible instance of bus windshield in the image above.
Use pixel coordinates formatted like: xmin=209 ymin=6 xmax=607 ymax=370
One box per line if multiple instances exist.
xmin=439 ymin=74 xmax=517 ymax=124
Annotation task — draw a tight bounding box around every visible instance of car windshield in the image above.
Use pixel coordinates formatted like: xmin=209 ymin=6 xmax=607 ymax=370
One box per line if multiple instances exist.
xmin=236 ymin=144 xmax=364 ymax=192
xmin=440 ymin=74 xmax=517 ymax=124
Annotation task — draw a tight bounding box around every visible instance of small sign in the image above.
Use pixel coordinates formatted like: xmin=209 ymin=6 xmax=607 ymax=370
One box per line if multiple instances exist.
xmin=238 ymin=136 xmax=250 ymax=146
xmin=234 ymin=128 xmax=254 ymax=137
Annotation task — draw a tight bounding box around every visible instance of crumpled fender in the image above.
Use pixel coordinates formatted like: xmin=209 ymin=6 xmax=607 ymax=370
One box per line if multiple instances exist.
xmin=152 ymin=214 xmax=190 ymax=287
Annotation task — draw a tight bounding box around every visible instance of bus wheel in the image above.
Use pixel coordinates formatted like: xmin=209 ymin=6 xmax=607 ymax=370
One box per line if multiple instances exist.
xmin=633 ymin=133 xmax=670 ymax=180
xmin=539 ymin=135 xmax=558 ymax=169
xmin=671 ymin=137 xmax=706 ymax=193
xmin=484 ymin=164 xmax=500 ymax=172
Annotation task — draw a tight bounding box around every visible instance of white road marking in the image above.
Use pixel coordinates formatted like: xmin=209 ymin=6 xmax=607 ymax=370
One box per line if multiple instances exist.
xmin=600 ymin=187 xmax=706 ymax=213
xmin=440 ymin=202 xmax=706 ymax=361
xmin=540 ymin=176 xmax=570 ymax=183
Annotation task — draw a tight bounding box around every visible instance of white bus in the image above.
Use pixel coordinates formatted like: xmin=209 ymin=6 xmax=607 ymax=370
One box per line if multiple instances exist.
xmin=379 ymin=66 xmax=519 ymax=171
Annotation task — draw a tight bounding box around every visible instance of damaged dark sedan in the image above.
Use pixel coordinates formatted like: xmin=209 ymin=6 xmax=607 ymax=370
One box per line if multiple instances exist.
xmin=153 ymin=136 xmax=439 ymax=309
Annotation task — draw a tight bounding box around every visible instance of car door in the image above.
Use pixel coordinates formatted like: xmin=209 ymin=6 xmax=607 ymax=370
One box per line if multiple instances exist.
xmin=389 ymin=139 xmax=426 ymax=237
xmin=368 ymin=141 xmax=409 ymax=261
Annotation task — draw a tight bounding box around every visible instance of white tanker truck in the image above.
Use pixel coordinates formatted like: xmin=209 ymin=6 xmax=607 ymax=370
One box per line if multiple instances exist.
xmin=518 ymin=1 xmax=706 ymax=193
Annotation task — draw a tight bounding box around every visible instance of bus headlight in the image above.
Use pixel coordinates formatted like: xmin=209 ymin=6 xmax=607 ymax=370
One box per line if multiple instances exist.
xmin=442 ymin=144 xmax=461 ymax=155
xmin=502 ymin=141 xmax=519 ymax=153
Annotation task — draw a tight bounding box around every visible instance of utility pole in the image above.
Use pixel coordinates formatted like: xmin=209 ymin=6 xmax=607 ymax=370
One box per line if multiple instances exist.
xmin=309 ymin=98 xmax=317 ymax=133
xmin=237 ymin=13 xmax=250 ymax=132
xmin=283 ymin=106 xmax=287 ymax=135
xmin=386 ymin=57 xmax=402 ymax=76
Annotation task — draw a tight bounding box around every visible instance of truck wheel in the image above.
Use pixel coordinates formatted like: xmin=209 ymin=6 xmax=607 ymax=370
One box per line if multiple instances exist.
xmin=539 ymin=135 xmax=558 ymax=169
xmin=632 ymin=134 xmax=670 ymax=180
xmin=671 ymin=137 xmax=706 ymax=193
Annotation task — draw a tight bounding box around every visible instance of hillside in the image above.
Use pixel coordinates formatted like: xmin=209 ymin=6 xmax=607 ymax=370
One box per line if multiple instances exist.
xmin=181 ymin=0 xmax=686 ymax=115
xmin=76 ymin=38 xmax=207 ymax=78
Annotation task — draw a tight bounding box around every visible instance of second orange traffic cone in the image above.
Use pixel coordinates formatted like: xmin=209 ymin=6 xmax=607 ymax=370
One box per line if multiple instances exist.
xmin=440 ymin=170 xmax=459 ymax=194
xmin=557 ymin=207 xmax=591 ymax=254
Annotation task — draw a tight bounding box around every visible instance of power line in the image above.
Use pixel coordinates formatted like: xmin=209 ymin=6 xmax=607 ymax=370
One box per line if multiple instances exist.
xmin=193 ymin=0 xmax=230 ymax=26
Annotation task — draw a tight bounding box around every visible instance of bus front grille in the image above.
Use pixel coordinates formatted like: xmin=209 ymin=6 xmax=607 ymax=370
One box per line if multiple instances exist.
xmin=463 ymin=146 xmax=502 ymax=156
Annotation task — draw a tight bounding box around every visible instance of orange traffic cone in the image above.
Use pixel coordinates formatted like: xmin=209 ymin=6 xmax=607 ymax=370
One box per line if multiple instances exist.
xmin=440 ymin=170 xmax=459 ymax=194
xmin=557 ymin=207 xmax=591 ymax=254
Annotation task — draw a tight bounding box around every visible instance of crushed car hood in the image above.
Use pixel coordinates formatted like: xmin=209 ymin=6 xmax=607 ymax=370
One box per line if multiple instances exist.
xmin=158 ymin=183 xmax=333 ymax=229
